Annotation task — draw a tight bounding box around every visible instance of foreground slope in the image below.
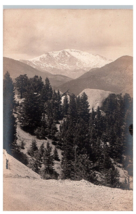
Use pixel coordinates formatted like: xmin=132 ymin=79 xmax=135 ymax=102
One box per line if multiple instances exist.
xmin=3 ymin=57 xmax=72 ymax=87
xmin=3 ymin=149 xmax=40 ymax=179
xmin=3 ymin=150 xmax=133 ymax=211
xmin=3 ymin=178 xmax=133 ymax=211
xmin=59 ymin=56 xmax=133 ymax=96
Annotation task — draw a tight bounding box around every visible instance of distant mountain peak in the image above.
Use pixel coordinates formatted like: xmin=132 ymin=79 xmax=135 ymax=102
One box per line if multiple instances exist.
xmin=21 ymin=49 xmax=112 ymax=79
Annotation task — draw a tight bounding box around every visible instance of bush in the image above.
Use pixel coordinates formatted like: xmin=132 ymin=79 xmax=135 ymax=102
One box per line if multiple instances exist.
xmin=119 ymin=178 xmax=129 ymax=190
xmin=27 ymin=139 xmax=38 ymax=157
xmin=56 ymin=142 xmax=63 ymax=150
xmin=47 ymin=134 xmax=52 ymax=139
xmin=34 ymin=127 xmax=47 ymax=139
xmin=41 ymin=169 xmax=59 ymax=180
xmin=106 ymin=167 xmax=120 ymax=188
xmin=53 ymin=147 xmax=60 ymax=161
xmin=52 ymin=141 xmax=57 ymax=145
xmin=12 ymin=149 xmax=28 ymax=166
xmin=20 ymin=140 xmax=25 ymax=149
xmin=27 ymin=158 xmax=41 ymax=174
xmin=52 ymin=136 xmax=58 ymax=141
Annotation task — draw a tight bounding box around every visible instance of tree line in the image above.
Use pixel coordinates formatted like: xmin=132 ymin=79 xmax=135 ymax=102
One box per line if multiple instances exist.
xmin=59 ymin=92 xmax=132 ymax=187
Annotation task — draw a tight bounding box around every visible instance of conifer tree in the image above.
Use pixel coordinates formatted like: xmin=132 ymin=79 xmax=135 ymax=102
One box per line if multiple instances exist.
xmin=68 ymin=94 xmax=77 ymax=123
xmin=41 ymin=78 xmax=52 ymax=104
xmin=79 ymin=92 xmax=90 ymax=123
xmin=18 ymin=90 xmax=44 ymax=133
xmin=28 ymin=139 xmax=38 ymax=157
xmin=3 ymin=72 xmax=16 ymax=154
xmin=15 ymin=74 xmax=28 ymax=98
xmin=43 ymin=142 xmax=54 ymax=174
xmin=61 ymin=126 xmax=75 ymax=179
xmin=39 ymin=143 xmax=45 ymax=161
xmin=53 ymin=147 xmax=60 ymax=161
xmin=45 ymin=78 xmax=52 ymax=100
xmin=63 ymin=95 xmax=69 ymax=116
xmin=28 ymin=75 xmax=44 ymax=95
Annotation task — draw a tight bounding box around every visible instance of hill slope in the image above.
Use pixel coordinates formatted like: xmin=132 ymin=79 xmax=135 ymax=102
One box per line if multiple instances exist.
xmin=3 ymin=146 xmax=133 ymax=211
xmin=58 ymin=56 xmax=133 ymax=96
xmin=3 ymin=149 xmax=40 ymax=179
xmin=80 ymin=89 xmax=112 ymax=110
xmin=3 ymin=57 xmax=72 ymax=87
xmin=3 ymin=176 xmax=133 ymax=210
xmin=21 ymin=49 xmax=111 ymax=79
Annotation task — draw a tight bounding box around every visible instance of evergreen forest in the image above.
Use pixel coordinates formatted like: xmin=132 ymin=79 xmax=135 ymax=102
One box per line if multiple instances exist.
xmin=3 ymin=72 xmax=133 ymax=189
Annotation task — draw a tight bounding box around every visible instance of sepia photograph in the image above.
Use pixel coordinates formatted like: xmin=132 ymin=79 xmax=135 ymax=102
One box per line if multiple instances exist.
xmin=3 ymin=5 xmax=133 ymax=211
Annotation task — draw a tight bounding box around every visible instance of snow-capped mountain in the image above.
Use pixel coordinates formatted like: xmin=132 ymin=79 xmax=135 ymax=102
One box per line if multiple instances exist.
xmin=21 ymin=49 xmax=112 ymax=79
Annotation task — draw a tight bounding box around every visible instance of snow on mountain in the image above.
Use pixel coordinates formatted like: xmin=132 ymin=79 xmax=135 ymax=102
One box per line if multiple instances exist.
xmin=79 ymin=89 xmax=112 ymax=111
xmin=21 ymin=49 xmax=112 ymax=79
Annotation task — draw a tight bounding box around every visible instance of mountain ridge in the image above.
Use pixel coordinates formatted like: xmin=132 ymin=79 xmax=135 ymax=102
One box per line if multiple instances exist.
xmin=3 ymin=57 xmax=72 ymax=87
xmin=21 ymin=49 xmax=112 ymax=78
xmin=58 ymin=55 xmax=133 ymax=96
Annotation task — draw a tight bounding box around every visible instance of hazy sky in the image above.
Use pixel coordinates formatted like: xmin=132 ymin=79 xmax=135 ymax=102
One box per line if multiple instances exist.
xmin=3 ymin=9 xmax=133 ymax=60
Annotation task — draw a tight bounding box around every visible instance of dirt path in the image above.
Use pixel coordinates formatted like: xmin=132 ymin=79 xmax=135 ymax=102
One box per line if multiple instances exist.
xmin=3 ymin=150 xmax=133 ymax=211
xmin=3 ymin=177 xmax=133 ymax=211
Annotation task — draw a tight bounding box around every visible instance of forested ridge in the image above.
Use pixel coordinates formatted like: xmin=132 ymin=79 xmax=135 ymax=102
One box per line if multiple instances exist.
xmin=3 ymin=72 xmax=133 ymax=189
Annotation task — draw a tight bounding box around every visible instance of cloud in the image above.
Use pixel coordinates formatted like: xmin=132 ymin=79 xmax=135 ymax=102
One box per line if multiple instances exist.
xmin=3 ymin=9 xmax=133 ymax=60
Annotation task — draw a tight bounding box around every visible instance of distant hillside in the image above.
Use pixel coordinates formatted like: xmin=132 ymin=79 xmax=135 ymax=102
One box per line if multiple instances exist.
xmin=58 ymin=56 xmax=133 ymax=96
xmin=79 ymin=89 xmax=112 ymax=111
xmin=3 ymin=57 xmax=72 ymax=87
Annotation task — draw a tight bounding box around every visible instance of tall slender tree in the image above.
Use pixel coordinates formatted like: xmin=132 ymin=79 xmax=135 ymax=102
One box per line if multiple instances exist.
xmin=18 ymin=90 xmax=44 ymax=133
xmin=3 ymin=72 xmax=16 ymax=154
xmin=15 ymin=74 xmax=28 ymax=98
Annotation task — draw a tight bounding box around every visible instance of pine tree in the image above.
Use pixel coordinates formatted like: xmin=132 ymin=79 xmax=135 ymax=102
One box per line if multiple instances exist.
xmin=27 ymin=149 xmax=41 ymax=174
xmin=3 ymin=72 xmax=16 ymax=154
xmin=18 ymin=90 xmax=44 ymax=133
xmin=53 ymin=147 xmax=60 ymax=161
xmin=39 ymin=143 xmax=45 ymax=161
xmin=79 ymin=92 xmax=90 ymax=123
xmin=43 ymin=142 xmax=54 ymax=175
xmin=15 ymin=74 xmax=28 ymax=98
xmin=63 ymin=95 xmax=69 ymax=116
xmin=28 ymin=75 xmax=44 ymax=95
xmin=28 ymin=139 xmax=38 ymax=157
xmin=68 ymin=94 xmax=77 ymax=123
xmin=44 ymin=78 xmax=52 ymax=100
xmin=106 ymin=167 xmax=120 ymax=188
xmin=41 ymin=85 xmax=48 ymax=105
xmin=61 ymin=127 xmax=75 ymax=179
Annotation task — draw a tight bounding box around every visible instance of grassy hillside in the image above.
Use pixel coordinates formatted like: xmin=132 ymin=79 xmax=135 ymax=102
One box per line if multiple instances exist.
xmin=16 ymin=124 xmax=62 ymax=176
xmin=3 ymin=149 xmax=40 ymax=179
xmin=79 ymin=89 xmax=112 ymax=110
